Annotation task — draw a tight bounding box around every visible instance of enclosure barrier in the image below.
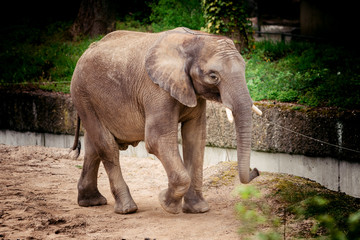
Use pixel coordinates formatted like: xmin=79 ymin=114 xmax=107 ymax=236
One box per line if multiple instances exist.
xmin=1 ymin=90 xmax=359 ymax=197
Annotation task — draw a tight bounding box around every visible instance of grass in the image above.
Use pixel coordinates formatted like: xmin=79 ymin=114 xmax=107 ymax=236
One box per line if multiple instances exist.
xmin=244 ymin=41 xmax=360 ymax=109
xmin=1 ymin=21 xmax=359 ymax=109
xmin=0 ymin=22 xmax=102 ymax=93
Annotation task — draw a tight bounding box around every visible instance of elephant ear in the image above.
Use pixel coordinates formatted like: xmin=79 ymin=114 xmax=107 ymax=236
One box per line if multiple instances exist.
xmin=145 ymin=32 xmax=197 ymax=107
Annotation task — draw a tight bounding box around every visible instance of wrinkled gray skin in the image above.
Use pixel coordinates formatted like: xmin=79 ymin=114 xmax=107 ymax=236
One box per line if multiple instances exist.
xmin=70 ymin=27 xmax=259 ymax=215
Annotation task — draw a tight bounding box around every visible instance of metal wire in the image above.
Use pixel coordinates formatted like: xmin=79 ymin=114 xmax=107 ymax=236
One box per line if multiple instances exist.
xmin=266 ymin=118 xmax=360 ymax=154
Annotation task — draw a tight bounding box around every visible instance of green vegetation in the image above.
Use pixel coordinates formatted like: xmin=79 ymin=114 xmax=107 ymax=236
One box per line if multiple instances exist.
xmin=235 ymin=185 xmax=281 ymax=239
xmin=209 ymin=164 xmax=360 ymax=239
xmin=245 ymin=41 xmax=360 ymax=109
xmin=202 ymin=0 xmax=253 ymax=51
xmin=234 ymin=174 xmax=360 ymax=239
xmin=75 ymin=165 xmax=83 ymax=169
xmin=272 ymin=176 xmax=360 ymax=239
xmin=116 ymin=17 xmax=153 ymax=32
xmin=149 ymin=0 xmax=204 ymax=32
xmin=0 ymin=22 xmax=101 ymax=93
xmin=1 ymin=2 xmax=359 ymax=109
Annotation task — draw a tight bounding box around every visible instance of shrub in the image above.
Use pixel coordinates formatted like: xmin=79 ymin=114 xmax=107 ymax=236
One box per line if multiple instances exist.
xmin=235 ymin=185 xmax=281 ymax=239
xmin=116 ymin=16 xmax=153 ymax=32
xmin=235 ymin=176 xmax=360 ymax=239
xmin=149 ymin=0 xmax=204 ymax=32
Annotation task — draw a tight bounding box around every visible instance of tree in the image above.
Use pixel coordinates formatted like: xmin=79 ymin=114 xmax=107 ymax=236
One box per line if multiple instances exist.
xmin=70 ymin=0 xmax=116 ymax=38
xmin=202 ymin=0 xmax=253 ymax=52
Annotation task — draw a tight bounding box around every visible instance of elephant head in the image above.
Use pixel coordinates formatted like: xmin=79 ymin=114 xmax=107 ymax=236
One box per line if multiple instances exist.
xmin=145 ymin=28 xmax=259 ymax=184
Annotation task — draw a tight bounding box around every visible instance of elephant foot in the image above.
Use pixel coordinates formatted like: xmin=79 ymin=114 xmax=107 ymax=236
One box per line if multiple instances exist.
xmin=183 ymin=197 xmax=210 ymax=214
xmin=158 ymin=189 xmax=182 ymax=214
xmin=114 ymin=199 xmax=138 ymax=214
xmin=78 ymin=191 xmax=107 ymax=207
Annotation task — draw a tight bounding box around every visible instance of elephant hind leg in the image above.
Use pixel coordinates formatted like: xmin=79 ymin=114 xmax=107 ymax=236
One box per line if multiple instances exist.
xmin=78 ymin=133 xmax=107 ymax=207
xmin=79 ymin=116 xmax=137 ymax=214
xmin=102 ymin=159 xmax=138 ymax=214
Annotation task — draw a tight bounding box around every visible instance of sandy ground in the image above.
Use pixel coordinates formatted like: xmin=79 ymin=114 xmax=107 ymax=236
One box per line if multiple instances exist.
xmin=0 ymin=144 xmax=248 ymax=240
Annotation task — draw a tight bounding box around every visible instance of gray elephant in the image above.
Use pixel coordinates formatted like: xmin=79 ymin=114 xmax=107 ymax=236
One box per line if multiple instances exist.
xmin=70 ymin=27 xmax=260 ymax=215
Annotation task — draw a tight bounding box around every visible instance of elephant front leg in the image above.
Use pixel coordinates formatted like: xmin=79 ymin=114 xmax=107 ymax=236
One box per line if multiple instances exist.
xmin=145 ymin=120 xmax=191 ymax=214
xmin=181 ymin=106 xmax=210 ymax=213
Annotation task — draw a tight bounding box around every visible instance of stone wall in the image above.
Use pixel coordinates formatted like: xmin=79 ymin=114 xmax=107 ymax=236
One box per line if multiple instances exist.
xmin=1 ymin=89 xmax=360 ymax=163
xmin=0 ymin=90 xmax=78 ymax=135
xmin=206 ymin=101 xmax=360 ymax=162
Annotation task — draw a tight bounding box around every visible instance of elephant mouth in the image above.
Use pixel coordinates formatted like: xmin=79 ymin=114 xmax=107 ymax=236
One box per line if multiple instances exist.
xmin=200 ymin=92 xmax=221 ymax=103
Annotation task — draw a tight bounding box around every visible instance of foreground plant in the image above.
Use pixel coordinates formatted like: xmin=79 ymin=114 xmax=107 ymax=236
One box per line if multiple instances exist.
xmin=235 ymin=185 xmax=281 ymax=239
xmin=235 ymin=174 xmax=360 ymax=239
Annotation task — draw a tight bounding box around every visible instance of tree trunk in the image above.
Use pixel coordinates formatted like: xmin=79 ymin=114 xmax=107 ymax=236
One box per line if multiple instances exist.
xmin=70 ymin=0 xmax=116 ymax=38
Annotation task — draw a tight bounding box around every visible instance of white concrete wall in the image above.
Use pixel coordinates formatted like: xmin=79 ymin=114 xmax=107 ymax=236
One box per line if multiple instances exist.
xmin=0 ymin=130 xmax=85 ymax=149
xmin=1 ymin=129 xmax=359 ymax=198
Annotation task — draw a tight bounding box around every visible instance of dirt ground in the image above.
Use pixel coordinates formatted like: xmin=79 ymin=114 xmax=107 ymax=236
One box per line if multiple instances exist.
xmin=0 ymin=144 xmax=252 ymax=240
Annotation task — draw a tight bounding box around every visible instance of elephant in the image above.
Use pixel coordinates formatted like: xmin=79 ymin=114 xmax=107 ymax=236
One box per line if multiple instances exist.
xmin=70 ymin=27 xmax=260 ymax=215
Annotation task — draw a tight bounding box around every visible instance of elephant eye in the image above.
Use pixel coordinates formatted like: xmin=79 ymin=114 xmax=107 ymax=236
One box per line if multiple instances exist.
xmin=209 ymin=73 xmax=219 ymax=84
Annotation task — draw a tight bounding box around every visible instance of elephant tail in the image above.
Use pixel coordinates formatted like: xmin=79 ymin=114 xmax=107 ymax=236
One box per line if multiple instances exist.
xmin=69 ymin=115 xmax=81 ymax=159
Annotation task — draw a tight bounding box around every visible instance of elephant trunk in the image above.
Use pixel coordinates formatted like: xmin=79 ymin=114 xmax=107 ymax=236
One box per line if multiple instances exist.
xmin=222 ymin=85 xmax=259 ymax=184
xmin=233 ymin=106 xmax=259 ymax=184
